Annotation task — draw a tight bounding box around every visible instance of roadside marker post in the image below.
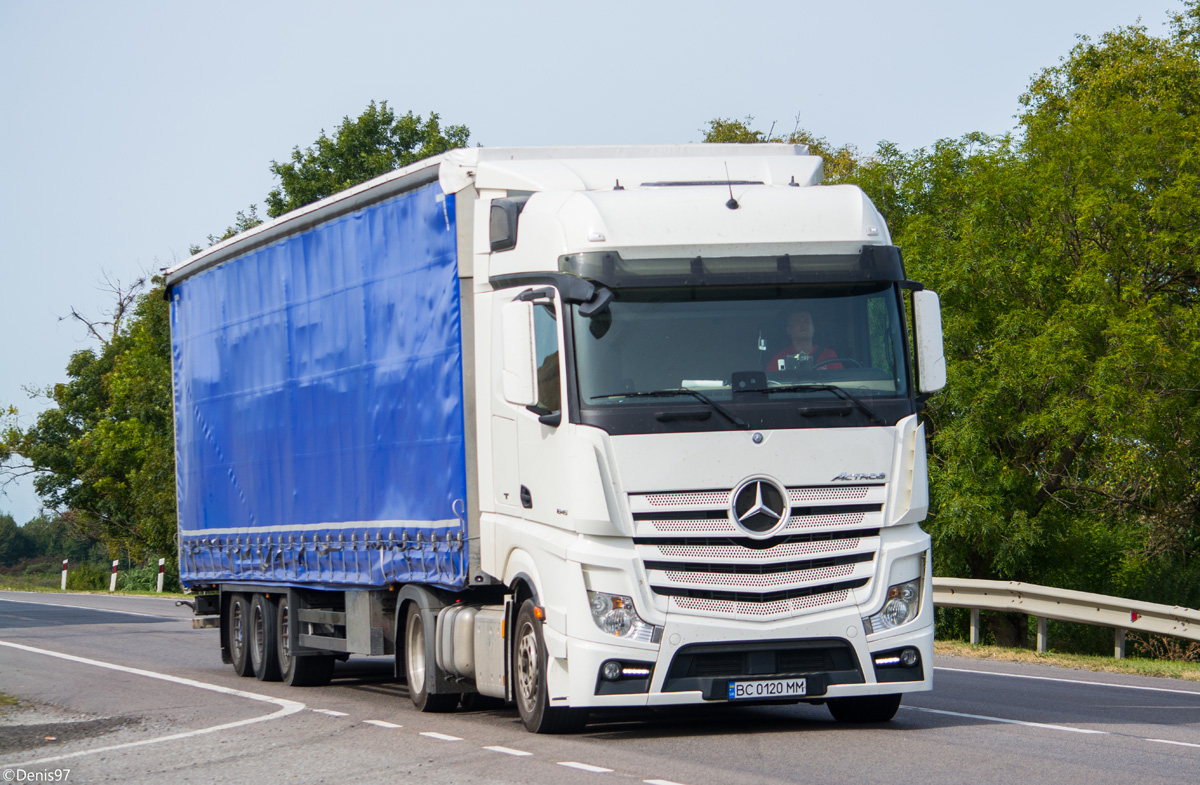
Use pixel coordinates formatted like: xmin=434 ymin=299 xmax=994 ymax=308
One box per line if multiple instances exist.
xmin=61 ymin=559 xmax=68 ymax=591
xmin=109 ymin=560 xmax=119 ymax=592
xmin=157 ymin=558 xmax=165 ymax=593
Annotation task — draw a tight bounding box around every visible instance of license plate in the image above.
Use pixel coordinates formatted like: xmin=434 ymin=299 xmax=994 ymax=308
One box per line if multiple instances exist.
xmin=728 ymin=678 xmax=807 ymax=700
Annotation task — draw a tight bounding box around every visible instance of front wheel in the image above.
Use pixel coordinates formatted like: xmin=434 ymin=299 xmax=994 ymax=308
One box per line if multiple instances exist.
xmin=827 ymin=693 xmax=902 ymax=723
xmin=513 ymin=600 xmax=587 ymax=734
xmin=403 ymin=603 xmax=457 ymax=712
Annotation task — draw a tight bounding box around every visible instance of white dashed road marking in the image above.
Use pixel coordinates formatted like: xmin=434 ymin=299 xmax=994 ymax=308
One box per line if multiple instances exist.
xmin=559 ymin=761 xmax=614 ymax=773
xmin=312 ymin=709 xmax=348 ymax=716
xmin=485 ymin=745 xmax=533 ymax=756
xmin=363 ymin=720 xmax=402 ymax=728
xmin=421 ymin=731 xmax=463 ymax=741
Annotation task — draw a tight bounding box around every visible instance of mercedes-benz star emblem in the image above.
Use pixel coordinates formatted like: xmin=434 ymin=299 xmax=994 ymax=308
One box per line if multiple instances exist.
xmin=731 ymin=479 xmax=788 ymax=535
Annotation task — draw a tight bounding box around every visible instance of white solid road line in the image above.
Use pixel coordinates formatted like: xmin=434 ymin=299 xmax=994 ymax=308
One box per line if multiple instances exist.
xmin=1146 ymin=738 xmax=1200 ymax=749
xmin=934 ymin=665 xmax=1200 ymax=697
xmin=903 ymin=705 xmax=1108 ymax=734
xmin=559 ymin=761 xmax=614 ymax=773
xmin=485 ymin=746 xmax=533 ymax=756
xmin=0 ymin=640 xmax=305 ymax=767
xmin=363 ymin=720 xmax=403 ymax=728
xmin=0 ymin=597 xmax=179 ymax=619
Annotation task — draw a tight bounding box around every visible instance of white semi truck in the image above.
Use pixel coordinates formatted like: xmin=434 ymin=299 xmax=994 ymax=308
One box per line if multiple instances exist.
xmin=166 ymin=144 xmax=946 ymax=733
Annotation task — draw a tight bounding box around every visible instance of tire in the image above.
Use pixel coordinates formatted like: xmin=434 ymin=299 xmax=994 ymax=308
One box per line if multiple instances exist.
xmin=403 ymin=603 xmax=458 ymax=712
xmin=249 ymin=594 xmax=282 ymax=682
xmin=277 ymin=598 xmax=335 ymax=687
xmin=827 ymin=693 xmax=902 ymax=723
xmin=513 ymin=600 xmax=587 ymax=734
xmin=228 ymin=593 xmax=253 ymax=677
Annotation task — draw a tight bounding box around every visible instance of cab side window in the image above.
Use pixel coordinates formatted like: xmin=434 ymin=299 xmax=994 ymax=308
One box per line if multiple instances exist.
xmin=533 ymin=303 xmax=560 ymax=412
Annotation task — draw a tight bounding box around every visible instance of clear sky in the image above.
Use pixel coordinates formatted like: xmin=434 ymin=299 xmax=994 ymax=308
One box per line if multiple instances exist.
xmin=0 ymin=0 xmax=1183 ymax=524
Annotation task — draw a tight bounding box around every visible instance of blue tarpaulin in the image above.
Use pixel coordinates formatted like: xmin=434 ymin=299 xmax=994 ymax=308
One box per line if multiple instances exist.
xmin=171 ymin=184 xmax=468 ymax=590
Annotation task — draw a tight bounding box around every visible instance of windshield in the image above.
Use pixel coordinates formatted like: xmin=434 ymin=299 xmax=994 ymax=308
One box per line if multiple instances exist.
xmin=571 ymin=283 xmax=912 ymax=433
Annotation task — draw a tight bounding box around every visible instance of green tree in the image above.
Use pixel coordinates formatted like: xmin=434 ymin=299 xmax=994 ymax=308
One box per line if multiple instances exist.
xmin=895 ymin=6 xmax=1200 ymax=641
xmin=265 ymin=100 xmax=470 ymax=217
xmin=0 ymin=276 xmax=176 ymax=562
xmin=701 ymin=115 xmax=865 ymax=183
xmin=703 ymin=3 xmax=1200 ymax=644
xmin=0 ymin=513 xmax=31 ymax=567
xmin=19 ymin=512 xmax=104 ymax=563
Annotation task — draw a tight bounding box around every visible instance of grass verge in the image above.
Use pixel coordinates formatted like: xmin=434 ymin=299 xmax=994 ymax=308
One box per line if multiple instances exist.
xmin=0 ymin=582 xmax=189 ymax=599
xmin=935 ymin=640 xmax=1200 ymax=682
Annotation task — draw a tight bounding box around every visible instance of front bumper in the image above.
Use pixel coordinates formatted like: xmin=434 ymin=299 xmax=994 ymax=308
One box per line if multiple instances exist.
xmin=550 ymin=605 xmax=933 ymax=709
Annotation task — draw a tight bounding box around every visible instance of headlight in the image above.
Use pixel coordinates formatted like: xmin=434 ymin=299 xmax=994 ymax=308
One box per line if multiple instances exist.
xmin=587 ymin=591 xmax=663 ymax=643
xmin=863 ymin=579 xmax=921 ymax=633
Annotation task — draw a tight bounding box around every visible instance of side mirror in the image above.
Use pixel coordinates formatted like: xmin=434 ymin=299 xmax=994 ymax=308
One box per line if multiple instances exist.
xmin=912 ymin=290 xmax=946 ymax=394
xmin=501 ymin=299 xmax=538 ymax=406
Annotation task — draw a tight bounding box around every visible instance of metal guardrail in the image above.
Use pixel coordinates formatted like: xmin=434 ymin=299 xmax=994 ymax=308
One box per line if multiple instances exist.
xmin=932 ymin=577 xmax=1200 ymax=658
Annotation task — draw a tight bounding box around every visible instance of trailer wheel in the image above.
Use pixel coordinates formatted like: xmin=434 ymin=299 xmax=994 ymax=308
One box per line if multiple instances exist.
xmin=277 ymin=599 xmax=334 ymax=687
xmin=403 ymin=603 xmax=457 ymax=712
xmin=513 ymin=600 xmax=587 ymax=734
xmin=249 ymin=594 xmax=282 ymax=682
xmin=827 ymin=693 xmax=902 ymax=723
xmin=228 ymin=594 xmax=253 ymax=677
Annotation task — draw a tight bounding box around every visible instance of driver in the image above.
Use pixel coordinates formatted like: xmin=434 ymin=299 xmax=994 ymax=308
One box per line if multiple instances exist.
xmin=767 ymin=310 xmax=841 ymax=371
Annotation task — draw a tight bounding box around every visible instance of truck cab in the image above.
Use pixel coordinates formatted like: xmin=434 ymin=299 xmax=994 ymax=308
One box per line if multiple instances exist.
xmin=452 ymin=146 xmax=945 ymax=730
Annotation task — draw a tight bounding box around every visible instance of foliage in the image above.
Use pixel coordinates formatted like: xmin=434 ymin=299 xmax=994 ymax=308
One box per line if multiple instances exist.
xmin=265 ymin=100 xmax=470 ymax=217
xmin=190 ymin=205 xmax=265 ymax=255
xmin=904 ymin=12 xmax=1200 ymax=601
xmin=65 ymin=562 xmax=109 ymax=591
xmin=120 ymin=561 xmax=180 ymax=593
xmin=0 ymin=512 xmax=29 ymax=566
xmin=702 ymin=115 xmax=865 ymax=182
xmin=705 ymin=4 xmax=1200 ymax=647
xmin=0 ymin=280 xmax=176 ymax=563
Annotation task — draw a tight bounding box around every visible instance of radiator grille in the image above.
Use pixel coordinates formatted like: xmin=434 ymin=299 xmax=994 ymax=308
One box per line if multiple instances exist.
xmin=631 ymin=483 xmax=885 ymax=619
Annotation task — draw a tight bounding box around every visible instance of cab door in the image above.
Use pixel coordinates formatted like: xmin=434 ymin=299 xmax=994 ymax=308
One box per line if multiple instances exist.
xmin=492 ymin=287 xmax=573 ymax=530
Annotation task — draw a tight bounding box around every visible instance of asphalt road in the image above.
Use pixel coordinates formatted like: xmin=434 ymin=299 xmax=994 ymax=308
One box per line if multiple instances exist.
xmin=1 ymin=590 xmax=1198 ymax=784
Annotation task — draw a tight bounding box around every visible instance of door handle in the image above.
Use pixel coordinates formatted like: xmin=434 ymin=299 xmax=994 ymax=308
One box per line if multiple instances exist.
xmin=520 ymin=485 xmax=532 ymax=509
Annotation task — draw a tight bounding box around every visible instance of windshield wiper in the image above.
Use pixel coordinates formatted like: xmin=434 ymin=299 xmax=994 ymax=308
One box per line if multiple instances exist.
xmin=750 ymin=383 xmax=884 ymax=425
xmin=591 ymin=388 xmax=748 ymax=429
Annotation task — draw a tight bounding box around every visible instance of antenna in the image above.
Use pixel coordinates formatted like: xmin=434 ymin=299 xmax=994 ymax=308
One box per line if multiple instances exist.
xmin=724 ymin=163 xmax=739 ymax=210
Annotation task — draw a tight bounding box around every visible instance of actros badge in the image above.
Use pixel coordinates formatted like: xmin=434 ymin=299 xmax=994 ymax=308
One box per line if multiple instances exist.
xmin=831 ymin=472 xmax=886 ymax=482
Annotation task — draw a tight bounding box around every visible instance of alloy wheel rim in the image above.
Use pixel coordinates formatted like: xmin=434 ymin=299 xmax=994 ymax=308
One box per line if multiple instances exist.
xmin=517 ymin=622 xmax=539 ymax=712
xmin=409 ymin=614 xmax=426 ymax=687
